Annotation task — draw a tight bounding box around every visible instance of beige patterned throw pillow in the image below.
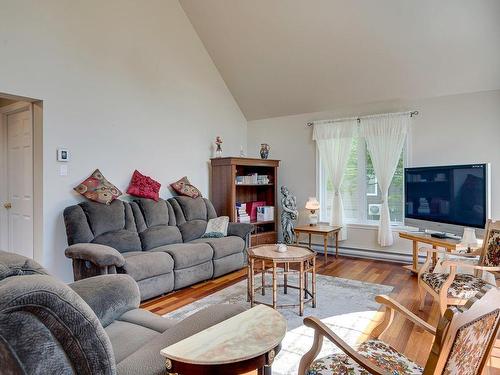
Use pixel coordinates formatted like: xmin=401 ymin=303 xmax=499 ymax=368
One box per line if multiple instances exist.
xmin=74 ymin=169 xmax=122 ymax=205
xmin=202 ymin=216 xmax=229 ymax=238
xmin=170 ymin=176 xmax=201 ymax=198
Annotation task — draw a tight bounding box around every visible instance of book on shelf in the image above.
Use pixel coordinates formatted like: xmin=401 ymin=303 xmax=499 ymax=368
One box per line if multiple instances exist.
xmin=236 ymin=202 xmax=251 ymax=223
xmin=247 ymin=201 xmax=266 ymax=221
xmin=235 ymin=174 xmax=270 ymax=185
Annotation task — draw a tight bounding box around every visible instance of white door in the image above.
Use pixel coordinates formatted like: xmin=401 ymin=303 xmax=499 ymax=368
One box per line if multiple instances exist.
xmin=1 ymin=105 xmax=33 ymax=258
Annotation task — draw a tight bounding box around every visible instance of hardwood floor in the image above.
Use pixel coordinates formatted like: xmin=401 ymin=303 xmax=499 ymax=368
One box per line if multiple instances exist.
xmin=141 ymin=255 xmax=500 ymax=374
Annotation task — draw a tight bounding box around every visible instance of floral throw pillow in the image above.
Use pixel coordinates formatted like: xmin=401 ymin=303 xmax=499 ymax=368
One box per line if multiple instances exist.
xmin=74 ymin=169 xmax=122 ymax=205
xmin=127 ymin=170 xmax=161 ymax=201
xmin=170 ymin=176 xmax=201 ymax=199
xmin=202 ymin=216 xmax=229 ymax=238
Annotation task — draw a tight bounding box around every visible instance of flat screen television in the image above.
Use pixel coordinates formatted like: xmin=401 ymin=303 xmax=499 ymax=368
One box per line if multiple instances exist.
xmin=404 ymin=164 xmax=490 ymax=234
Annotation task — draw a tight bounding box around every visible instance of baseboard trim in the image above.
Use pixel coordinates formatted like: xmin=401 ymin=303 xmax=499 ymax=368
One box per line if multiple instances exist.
xmin=299 ymin=241 xmax=419 ymax=265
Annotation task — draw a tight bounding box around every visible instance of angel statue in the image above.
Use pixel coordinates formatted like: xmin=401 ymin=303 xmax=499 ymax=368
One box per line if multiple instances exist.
xmin=281 ymin=185 xmax=298 ymax=244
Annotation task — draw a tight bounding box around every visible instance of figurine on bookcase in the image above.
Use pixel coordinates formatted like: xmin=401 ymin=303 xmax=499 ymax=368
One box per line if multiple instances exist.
xmin=215 ymin=136 xmax=223 ymax=158
xmin=281 ymin=186 xmax=298 ymax=244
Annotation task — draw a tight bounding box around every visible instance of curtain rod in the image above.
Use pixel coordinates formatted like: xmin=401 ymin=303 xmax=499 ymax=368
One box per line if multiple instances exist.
xmin=306 ymin=110 xmax=419 ymax=127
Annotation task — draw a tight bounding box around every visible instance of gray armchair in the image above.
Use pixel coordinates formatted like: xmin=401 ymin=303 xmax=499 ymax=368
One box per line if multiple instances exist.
xmin=0 ymin=250 xmax=246 ymax=375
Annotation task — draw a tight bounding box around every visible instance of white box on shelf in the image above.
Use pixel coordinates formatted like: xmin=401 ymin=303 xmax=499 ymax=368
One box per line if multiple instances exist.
xmin=257 ymin=206 xmax=274 ymax=221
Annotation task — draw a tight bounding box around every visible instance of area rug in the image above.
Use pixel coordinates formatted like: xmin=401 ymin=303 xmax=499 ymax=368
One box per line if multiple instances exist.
xmin=163 ymin=274 xmax=393 ymax=375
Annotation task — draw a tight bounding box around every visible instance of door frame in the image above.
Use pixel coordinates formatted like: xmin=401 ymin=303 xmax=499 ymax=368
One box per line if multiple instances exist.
xmin=0 ymin=101 xmax=40 ymax=260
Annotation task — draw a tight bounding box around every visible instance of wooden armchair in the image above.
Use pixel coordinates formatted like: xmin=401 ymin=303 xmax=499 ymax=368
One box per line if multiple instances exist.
xmin=298 ymin=286 xmax=500 ymax=375
xmin=418 ymin=219 xmax=500 ymax=316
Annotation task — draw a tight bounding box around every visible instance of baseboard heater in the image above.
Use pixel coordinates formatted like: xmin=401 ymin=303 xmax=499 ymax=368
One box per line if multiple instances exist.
xmin=297 ymin=241 xmax=424 ymax=265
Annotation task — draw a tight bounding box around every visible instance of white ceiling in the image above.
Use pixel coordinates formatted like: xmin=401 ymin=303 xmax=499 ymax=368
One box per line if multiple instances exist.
xmin=180 ymin=0 xmax=500 ymax=121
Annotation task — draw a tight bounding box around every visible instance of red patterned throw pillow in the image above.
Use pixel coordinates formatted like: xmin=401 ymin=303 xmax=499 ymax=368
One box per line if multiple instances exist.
xmin=127 ymin=170 xmax=161 ymax=201
xmin=74 ymin=169 xmax=122 ymax=205
xmin=170 ymin=176 xmax=201 ymax=199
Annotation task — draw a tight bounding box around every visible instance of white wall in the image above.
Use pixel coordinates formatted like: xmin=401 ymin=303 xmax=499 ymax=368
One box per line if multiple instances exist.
xmin=0 ymin=0 xmax=247 ymax=281
xmin=248 ymin=90 xmax=500 ymax=259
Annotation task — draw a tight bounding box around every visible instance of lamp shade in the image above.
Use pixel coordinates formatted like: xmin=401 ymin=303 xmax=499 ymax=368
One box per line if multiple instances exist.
xmin=305 ymin=197 xmax=320 ymax=210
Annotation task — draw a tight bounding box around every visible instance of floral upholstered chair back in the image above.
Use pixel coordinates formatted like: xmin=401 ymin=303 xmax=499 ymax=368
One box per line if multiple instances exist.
xmin=479 ymin=219 xmax=500 ymax=271
xmin=424 ymin=286 xmax=500 ymax=374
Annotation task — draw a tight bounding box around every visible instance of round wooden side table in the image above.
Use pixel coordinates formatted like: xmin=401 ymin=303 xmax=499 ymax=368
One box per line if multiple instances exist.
xmin=247 ymin=244 xmax=316 ymax=316
xmin=160 ymin=305 xmax=286 ymax=375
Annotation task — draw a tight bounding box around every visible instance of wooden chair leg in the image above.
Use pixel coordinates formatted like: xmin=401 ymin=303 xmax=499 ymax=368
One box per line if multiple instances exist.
xmin=439 ymin=301 xmax=448 ymax=316
xmin=418 ymin=284 xmax=427 ymax=311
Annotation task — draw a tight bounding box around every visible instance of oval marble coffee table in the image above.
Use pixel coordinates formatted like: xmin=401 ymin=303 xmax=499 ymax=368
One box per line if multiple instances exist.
xmin=160 ymin=304 xmax=286 ymax=375
xmin=248 ymin=244 xmax=316 ymax=316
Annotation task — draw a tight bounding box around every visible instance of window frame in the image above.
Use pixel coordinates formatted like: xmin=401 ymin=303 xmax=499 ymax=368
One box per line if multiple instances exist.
xmin=316 ymin=132 xmax=411 ymax=226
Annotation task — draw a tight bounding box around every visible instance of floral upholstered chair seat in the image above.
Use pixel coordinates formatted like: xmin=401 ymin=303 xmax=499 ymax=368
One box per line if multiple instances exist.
xmin=307 ymin=339 xmax=423 ymax=375
xmin=418 ymin=220 xmax=500 ymax=316
xmin=420 ymin=272 xmax=488 ymax=299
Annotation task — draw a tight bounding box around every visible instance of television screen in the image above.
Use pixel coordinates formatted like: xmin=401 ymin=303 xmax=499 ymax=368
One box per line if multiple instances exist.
xmin=405 ymin=164 xmax=488 ymax=229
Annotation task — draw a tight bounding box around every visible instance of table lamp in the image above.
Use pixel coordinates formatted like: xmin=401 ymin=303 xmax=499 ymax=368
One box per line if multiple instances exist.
xmin=305 ymin=197 xmax=320 ymax=226
xmin=462 ymin=227 xmax=478 ymax=251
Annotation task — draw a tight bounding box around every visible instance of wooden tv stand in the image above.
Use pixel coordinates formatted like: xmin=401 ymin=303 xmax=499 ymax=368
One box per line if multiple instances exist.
xmin=399 ymin=231 xmax=481 ymax=274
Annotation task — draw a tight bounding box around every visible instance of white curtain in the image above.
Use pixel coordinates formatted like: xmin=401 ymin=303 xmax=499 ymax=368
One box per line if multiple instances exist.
xmin=313 ymin=120 xmax=356 ymax=240
xmin=360 ymin=114 xmax=410 ymax=246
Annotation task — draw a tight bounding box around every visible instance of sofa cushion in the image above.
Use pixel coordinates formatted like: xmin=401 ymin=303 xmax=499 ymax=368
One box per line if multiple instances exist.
xmin=171 ymin=196 xmax=208 ymax=221
xmin=117 ymin=309 xmax=177 ymax=333
xmin=105 ymin=320 xmax=159 ymax=364
xmin=178 ymin=220 xmax=207 ymax=242
xmin=121 ymin=252 xmax=174 ymax=281
xmin=93 ymin=230 xmax=142 ymax=253
xmin=139 ymin=226 xmax=183 ymax=250
xmin=115 ymin=305 xmax=246 ymax=375
xmin=135 ymin=198 xmax=173 ymax=227
xmin=190 ymin=236 xmax=245 ymax=259
xmin=153 ymin=243 xmax=213 ymax=270
xmin=81 ymin=200 xmax=125 ymax=237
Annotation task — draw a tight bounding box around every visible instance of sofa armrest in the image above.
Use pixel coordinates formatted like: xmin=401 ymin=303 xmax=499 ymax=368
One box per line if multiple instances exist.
xmin=227 ymin=222 xmax=254 ymax=240
xmin=70 ymin=274 xmax=140 ymax=327
xmin=65 ymin=243 xmax=126 ymax=281
xmin=65 ymin=243 xmax=125 ymax=267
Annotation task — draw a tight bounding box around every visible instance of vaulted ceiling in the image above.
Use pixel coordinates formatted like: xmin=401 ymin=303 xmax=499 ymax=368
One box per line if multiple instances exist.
xmin=180 ymin=0 xmax=500 ymax=120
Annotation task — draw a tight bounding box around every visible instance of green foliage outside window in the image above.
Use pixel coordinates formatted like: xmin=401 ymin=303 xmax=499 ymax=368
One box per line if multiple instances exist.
xmin=322 ymin=137 xmax=404 ymax=223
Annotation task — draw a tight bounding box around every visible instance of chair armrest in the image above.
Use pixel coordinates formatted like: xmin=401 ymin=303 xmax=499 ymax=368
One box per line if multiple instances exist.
xmin=227 ymin=222 xmax=254 ymax=240
xmin=70 ymin=274 xmax=140 ymax=327
xmin=65 ymin=243 xmax=125 ymax=268
xmin=372 ymin=295 xmax=436 ymax=337
xmin=299 ymin=316 xmax=389 ymax=375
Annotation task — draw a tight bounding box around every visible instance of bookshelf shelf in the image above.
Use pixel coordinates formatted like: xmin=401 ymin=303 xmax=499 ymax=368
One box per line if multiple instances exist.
xmin=251 ymin=220 xmax=275 ymax=225
xmin=235 ymin=183 xmax=274 ymax=187
xmin=210 ymin=157 xmax=280 ymax=246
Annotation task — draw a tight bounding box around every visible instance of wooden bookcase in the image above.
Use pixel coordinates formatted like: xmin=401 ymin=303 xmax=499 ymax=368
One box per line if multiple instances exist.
xmin=210 ymin=157 xmax=280 ymax=245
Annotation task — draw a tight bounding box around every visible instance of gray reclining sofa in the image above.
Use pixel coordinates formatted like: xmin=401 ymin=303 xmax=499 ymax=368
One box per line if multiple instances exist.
xmin=0 ymin=250 xmax=245 ymax=375
xmin=64 ymin=196 xmax=253 ymax=300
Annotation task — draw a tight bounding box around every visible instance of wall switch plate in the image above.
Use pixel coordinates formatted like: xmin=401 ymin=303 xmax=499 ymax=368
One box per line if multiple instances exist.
xmin=59 ymin=165 xmax=68 ymax=176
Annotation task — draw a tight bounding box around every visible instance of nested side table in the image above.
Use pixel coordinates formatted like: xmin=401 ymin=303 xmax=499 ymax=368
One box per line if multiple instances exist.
xmin=247 ymin=244 xmax=316 ymax=316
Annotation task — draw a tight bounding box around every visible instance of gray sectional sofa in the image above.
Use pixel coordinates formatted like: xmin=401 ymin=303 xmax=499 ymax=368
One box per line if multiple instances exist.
xmin=64 ymin=196 xmax=253 ymax=300
xmin=0 ymin=250 xmax=245 ymax=375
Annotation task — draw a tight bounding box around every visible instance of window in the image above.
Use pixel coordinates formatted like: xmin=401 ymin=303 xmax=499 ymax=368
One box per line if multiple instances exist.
xmin=318 ymin=136 xmax=405 ymax=225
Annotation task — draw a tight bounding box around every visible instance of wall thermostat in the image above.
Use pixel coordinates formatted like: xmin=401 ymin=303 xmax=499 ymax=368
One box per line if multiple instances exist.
xmin=57 ymin=148 xmax=70 ymax=162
